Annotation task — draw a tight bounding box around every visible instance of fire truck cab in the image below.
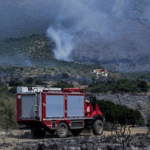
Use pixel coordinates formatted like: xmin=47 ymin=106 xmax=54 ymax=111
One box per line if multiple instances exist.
xmin=16 ymin=87 xmax=105 ymax=138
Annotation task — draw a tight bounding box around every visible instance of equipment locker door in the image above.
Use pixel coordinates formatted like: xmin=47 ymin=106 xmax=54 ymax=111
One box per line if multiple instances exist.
xmin=67 ymin=96 xmax=84 ymax=118
xmin=21 ymin=94 xmax=36 ymax=119
xmin=46 ymin=95 xmax=64 ymax=119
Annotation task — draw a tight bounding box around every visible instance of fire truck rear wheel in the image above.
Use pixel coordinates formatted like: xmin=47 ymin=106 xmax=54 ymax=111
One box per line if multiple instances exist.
xmin=71 ymin=129 xmax=82 ymax=136
xmin=92 ymin=119 xmax=103 ymax=135
xmin=56 ymin=122 xmax=68 ymax=138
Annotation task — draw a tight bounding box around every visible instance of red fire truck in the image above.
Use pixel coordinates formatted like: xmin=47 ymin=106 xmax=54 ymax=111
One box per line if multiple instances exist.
xmin=16 ymin=87 xmax=105 ymax=138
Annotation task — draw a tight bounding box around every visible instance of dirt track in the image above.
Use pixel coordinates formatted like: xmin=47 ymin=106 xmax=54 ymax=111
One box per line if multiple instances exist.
xmin=0 ymin=126 xmax=148 ymax=150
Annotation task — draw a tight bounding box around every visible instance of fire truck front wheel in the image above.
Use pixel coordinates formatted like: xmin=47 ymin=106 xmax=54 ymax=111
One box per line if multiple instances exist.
xmin=92 ymin=119 xmax=103 ymax=135
xmin=56 ymin=122 xmax=68 ymax=138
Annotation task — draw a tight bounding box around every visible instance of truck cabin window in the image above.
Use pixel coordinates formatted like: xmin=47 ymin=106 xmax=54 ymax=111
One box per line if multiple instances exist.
xmin=85 ymin=94 xmax=96 ymax=103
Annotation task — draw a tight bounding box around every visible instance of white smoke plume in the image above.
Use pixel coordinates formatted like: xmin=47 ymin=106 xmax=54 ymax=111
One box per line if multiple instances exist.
xmin=47 ymin=27 xmax=74 ymax=61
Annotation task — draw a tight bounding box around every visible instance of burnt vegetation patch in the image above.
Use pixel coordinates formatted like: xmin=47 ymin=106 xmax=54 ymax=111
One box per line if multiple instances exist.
xmin=9 ymin=133 xmax=150 ymax=150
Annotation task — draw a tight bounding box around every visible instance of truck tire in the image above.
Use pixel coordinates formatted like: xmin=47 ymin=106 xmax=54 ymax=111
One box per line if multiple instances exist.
xmin=92 ymin=120 xmax=103 ymax=135
xmin=56 ymin=122 xmax=68 ymax=138
xmin=31 ymin=128 xmax=45 ymax=138
xmin=71 ymin=129 xmax=82 ymax=136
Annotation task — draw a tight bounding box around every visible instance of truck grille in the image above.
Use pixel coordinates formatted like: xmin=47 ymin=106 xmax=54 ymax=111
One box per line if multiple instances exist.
xmin=71 ymin=121 xmax=83 ymax=129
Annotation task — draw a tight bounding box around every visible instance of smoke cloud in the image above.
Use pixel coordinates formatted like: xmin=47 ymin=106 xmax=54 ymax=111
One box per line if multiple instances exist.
xmin=1 ymin=0 xmax=150 ymax=71
xmin=47 ymin=27 xmax=74 ymax=61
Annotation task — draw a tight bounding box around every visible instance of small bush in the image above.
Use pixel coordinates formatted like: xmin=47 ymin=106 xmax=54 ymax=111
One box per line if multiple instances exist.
xmin=9 ymin=87 xmax=17 ymax=94
xmin=147 ymin=118 xmax=150 ymax=127
xmin=137 ymin=80 xmax=149 ymax=92
xmin=24 ymin=77 xmax=33 ymax=84
xmin=15 ymin=81 xmax=23 ymax=86
xmin=62 ymin=73 xmax=69 ymax=79
xmin=53 ymin=81 xmax=74 ymax=90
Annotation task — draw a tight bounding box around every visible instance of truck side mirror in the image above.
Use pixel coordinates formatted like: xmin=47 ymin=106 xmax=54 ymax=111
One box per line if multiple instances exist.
xmin=93 ymin=96 xmax=96 ymax=103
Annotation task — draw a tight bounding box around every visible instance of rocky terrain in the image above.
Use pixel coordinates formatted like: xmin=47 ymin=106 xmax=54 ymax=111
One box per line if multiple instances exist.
xmin=0 ymin=132 xmax=150 ymax=150
xmin=13 ymin=134 xmax=150 ymax=150
xmin=0 ymin=127 xmax=149 ymax=150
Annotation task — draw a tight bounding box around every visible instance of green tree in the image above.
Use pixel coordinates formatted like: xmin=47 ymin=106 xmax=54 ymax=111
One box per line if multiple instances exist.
xmin=15 ymin=81 xmax=23 ymax=86
xmin=35 ymin=78 xmax=43 ymax=85
xmin=24 ymin=77 xmax=33 ymax=84
xmin=9 ymin=80 xmax=16 ymax=86
xmin=137 ymin=80 xmax=149 ymax=92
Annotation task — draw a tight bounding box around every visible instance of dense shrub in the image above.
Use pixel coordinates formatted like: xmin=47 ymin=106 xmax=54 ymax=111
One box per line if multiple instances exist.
xmin=35 ymin=78 xmax=43 ymax=85
xmin=9 ymin=80 xmax=16 ymax=86
xmin=88 ymin=78 xmax=148 ymax=93
xmin=52 ymin=81 xmax=74 ymax=90
xmin=9 ymin=80 xmax=23 ymax=86
xmin=97 ymin=99 xmax=143 ymax=125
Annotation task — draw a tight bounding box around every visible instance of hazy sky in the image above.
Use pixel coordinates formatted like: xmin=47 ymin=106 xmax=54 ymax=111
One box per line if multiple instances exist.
xmin=1 ymin=0 xmax=150 ymax=39
xmin=1 ymin=0 xmax=150 ymax=70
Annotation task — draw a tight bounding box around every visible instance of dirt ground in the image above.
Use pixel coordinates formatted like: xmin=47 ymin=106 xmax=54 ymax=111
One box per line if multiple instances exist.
xmin=0 ymin=126 xmax=148 ymax=150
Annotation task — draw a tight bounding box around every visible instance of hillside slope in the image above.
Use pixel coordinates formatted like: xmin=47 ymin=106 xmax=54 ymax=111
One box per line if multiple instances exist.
xmin=0 ymin=33 xmax=150 ymax=73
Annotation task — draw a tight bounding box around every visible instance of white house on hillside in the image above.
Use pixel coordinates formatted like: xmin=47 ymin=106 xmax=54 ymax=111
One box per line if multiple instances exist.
xmin=93 ymin=69 xmax=108 ymax=78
